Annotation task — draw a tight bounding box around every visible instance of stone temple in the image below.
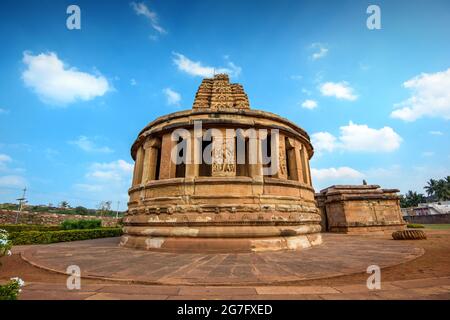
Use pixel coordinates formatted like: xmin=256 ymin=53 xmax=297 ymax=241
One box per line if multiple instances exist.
xmin=120 ymin=74 xmax=322 ymax=252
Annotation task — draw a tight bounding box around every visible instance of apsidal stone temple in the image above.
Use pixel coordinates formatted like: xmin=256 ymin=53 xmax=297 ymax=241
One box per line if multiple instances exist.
xmin=120 ymin=74 xmax=405 ymax=252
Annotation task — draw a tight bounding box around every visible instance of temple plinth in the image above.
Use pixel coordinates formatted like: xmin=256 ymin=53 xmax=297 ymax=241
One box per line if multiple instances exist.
xmin=121 ymin=74 xmax=322 ymax=252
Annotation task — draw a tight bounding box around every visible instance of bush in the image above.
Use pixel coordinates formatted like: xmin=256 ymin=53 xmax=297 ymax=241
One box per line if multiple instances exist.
xmin=0 ymin=230 xmax=24 ymax=300
xmin=0 ymin=278 xmax=24 ymax=300
xmin=8 ymin=228 xmax=122 ymax=245
xmin=0 ymin=224 xmax=61 ymax=232
xmin=0 ymin=229 xmax=13 ymax=264
xmin=407 ymin=223 xmax=425 ymax=229
xmin=61 ymin=219 xmax=102 ymax=230
xmin=73 ymin=206 xmax=89 ymax=215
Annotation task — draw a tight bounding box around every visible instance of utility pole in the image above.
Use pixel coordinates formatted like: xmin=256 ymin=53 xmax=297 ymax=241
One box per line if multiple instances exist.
xmin=15 ymin=187 xmax=27 ymax=224
xmin=115 ymin=201 xmax=120 ymax=219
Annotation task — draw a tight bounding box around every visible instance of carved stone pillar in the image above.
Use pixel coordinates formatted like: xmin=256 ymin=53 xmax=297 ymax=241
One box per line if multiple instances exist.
xmin=304 ymin=147 xmax=312 ymax=186
xmin=142 ymin=138 xmax=161 ymax=183
xmin=186 ymin=130 xmax=201 ymax=178
xmin=248 ymin=136 xmax=263 ymax=179
xmin=286 ymin=137 xmax=299 ymax=181
xmin=159 ymin=133 xmax=177 ymax=179
xmin=300 ymin=144 xmax=311 ymax=185
xmin=132 ymin=146 xmax=144 ymax=186
xmin=272 ymin=134 xmax=287 ymax=179
xmin=212 ymin=129 xmax=236 ymax=177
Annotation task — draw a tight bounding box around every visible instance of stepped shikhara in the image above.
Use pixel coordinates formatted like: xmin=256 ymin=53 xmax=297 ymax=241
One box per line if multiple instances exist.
xmin=193 ymin=74 xmax=250 ymax=109
xmin=121 ymin=74 xmax=322 ymax=252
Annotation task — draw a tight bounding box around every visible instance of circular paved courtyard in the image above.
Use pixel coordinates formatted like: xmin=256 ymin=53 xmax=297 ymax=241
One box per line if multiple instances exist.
xmin=21 ymin=233 xmax=423 ymax=286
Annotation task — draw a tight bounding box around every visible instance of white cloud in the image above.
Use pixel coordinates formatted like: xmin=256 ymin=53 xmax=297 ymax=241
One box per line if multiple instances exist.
xmin=0 ymin=154 xmax=12 ymax=164
xmin=0 ymin=154 xmax=27 ymax=187
xmin=0 ymin=154 xmax=25 ymax=175
xmin=68 ymin=136 xmax=114 ymax=153
xmin=364 ymin=164 xmax=449 ymax=194
xmin=22 ymin=52 xmax=110 ymax=105
xmin=312 ymin=121 xmax=402 ymax=153
xmin=130 ymin=2 xmax=166 ymax=34
xmin=429 ymin=130 xmax=443 ymax=135
xmin=338 ymin=122 xmax=402 ymax=152
xmin=301 ymin=88 xmax=312 ymax=96
xmin=172 ymin=52 xmax=242 ymax=78
xmin=73 ymin=183 xmax=103 ymax=192
xmin=0 ymin=108 xmax=10 ymax=115
xmin=311 ymin=132 xmax=337 ymax=153
xmin=310 ymin=43 xmax=328 ymax=60
xmin=319 ymin=81 xmax=358 ymax=101
xmin=163 ymin=88 xmax=181 ymax=106
xmin=312 ymin=167 xmax=364 ymax=180
xmin=313 ymin=164 xmax=449 ymax=194
xmin=73 ymin=159 xmax=133 ymax=204
xmin=391 ymin=68 xmax=450 ymax=121
xmin=86 ymin=160 xmax=133 ymax=182
xmin=301 ymin=99 xmax=318 ymax=110
xmin=130 ymin=78 xmax=137 ymax=86
xmin=0 ymin=175 xmax=27 ymax=188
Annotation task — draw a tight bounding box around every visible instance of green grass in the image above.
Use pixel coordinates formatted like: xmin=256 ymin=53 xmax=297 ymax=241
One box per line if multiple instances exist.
xmin=407 ymin=223 xmax=425 ymax=229
xmin=422 ymin=224 xmax=450 ymax=230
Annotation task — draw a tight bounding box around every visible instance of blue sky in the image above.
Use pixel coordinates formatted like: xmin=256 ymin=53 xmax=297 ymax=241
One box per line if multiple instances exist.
xmin=0 ymin=0 xmax=449 ymax=210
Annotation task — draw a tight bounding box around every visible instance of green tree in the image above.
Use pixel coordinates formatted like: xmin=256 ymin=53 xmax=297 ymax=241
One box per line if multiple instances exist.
xmin=424 ymin=179 xmax=438 ymax=198
xmin=424 ymin=177 xmax=450 ymax=201
xmin=435 ymin=178 xmax=450 ymax=201
xmin=73 ymin=206 xmax=89 ymax=215
xmin=59 ymin=201 xmax=70 ymax=209
xmin=400 ymin=190 xmax=426 ymax=208
xmin=97 ymin=201 xmax=112 ymax=216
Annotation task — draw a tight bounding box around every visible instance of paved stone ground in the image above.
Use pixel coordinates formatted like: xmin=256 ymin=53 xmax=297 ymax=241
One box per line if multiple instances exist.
xmin=17 ymin=276 xmax=450 ymax=300
xmin=20 ymin=234 xmax=423 ymax=285
xmin=1 ymin=230 xmax=449 ymax=299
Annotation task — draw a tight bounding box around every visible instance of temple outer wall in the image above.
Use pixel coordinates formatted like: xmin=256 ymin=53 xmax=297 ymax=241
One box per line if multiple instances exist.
xmin=316 ymin=185 xmax=406 ymax=234
xmin=0 ymin=210 xmax=121 ymax=227
xmin=403 ymin=214 xmax=450 ymax=224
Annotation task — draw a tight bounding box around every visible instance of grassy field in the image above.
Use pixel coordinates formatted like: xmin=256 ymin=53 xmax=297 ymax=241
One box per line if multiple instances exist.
xmin=423 ymin=224 xmax=450 ymax=230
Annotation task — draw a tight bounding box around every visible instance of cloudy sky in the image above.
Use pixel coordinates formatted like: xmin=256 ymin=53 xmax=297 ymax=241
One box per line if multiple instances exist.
xmin=0 ymin=0 xmax=449 ymax=209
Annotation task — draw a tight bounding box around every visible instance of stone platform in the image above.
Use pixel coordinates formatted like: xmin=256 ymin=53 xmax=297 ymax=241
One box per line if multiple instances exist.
xmin=21 ymin=234 xmax=423 ymax=286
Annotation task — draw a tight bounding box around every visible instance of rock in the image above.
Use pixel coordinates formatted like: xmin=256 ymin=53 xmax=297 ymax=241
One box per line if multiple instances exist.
xmin=392 ymin=229 xmax=427 ymax=240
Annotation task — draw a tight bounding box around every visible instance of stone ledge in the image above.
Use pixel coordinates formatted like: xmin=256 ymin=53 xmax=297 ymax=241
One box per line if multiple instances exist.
xmin=119 ymin=234 xmax=322 ymax=252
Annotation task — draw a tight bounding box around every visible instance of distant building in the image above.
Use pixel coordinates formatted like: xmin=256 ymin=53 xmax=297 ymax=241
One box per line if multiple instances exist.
xmin=402 ymin=201 xmax=450 ymax=216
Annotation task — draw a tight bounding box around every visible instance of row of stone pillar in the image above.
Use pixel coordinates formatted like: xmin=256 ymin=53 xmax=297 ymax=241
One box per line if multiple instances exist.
xmin=131 ymin=131 xmax=312 ymax=187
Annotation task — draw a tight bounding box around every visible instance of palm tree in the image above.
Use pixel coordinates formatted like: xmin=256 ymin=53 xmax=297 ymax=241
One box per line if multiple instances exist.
xmin=424 ymin=179 xmax=438 ymax=198
xmin=401 ymin=190 xmax=426 ymax=207
xmin=445 ymin=176 xmax=450 ymax=199
xmin=434 ymin=179 xmax=450 ymax=201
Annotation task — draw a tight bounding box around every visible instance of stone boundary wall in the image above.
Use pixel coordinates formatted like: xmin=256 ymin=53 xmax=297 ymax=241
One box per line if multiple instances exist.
xmin=403 ymin=214 xmax=450 ymax=224
xmin=0 ymin=210 xmax=121 ymax=227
